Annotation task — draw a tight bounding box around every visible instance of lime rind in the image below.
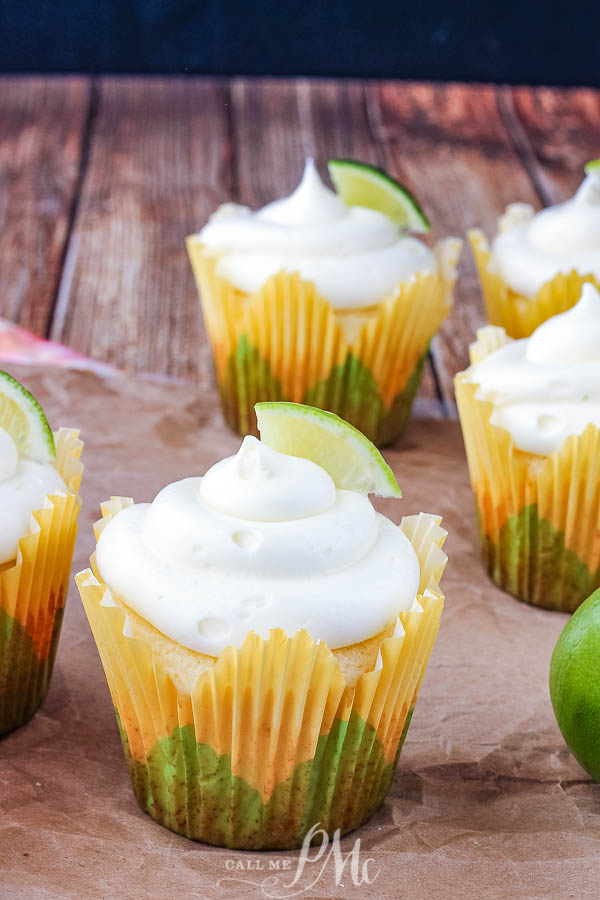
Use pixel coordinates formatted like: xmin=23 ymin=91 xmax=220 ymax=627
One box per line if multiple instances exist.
xmin=328 ymin=158 xmax=430 ymax=234
xmin=0 ymin=370 xmax=55 ymax=461
xmin=549 ymin=588 xmax=600 ymax=783
xmin=255 ymin=401 xmax=401 ymax=498
xmin=585 ymin=158 xmax=600 ymax=176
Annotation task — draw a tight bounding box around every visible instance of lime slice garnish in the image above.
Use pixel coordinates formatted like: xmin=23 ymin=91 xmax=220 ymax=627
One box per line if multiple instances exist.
xmin=585 ymin=158 xmax=600 ymax=176
xmin=0 ymin=370 xmax=55 ymax=461
xmin=328 ymin=158 xmax=430 ymax=233
xmin=255 ymin=402 xmax=401 ymax=497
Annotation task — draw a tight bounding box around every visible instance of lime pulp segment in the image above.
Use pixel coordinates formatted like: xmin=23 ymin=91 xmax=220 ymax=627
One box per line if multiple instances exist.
xmin=327 ymin=159 xmax=430 ymax=233
xmin=255 ymin=401 xmax=401 ymax=498
xmin=0 ymin=370 xmax=55 ymax=461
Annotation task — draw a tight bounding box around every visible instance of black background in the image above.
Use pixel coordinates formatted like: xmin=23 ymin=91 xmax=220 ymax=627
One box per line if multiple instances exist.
xmin=1 ymin=0 xmax=598 ymax=85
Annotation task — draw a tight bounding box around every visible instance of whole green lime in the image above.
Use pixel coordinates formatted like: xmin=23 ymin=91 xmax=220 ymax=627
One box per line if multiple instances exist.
xmin=550 ymin=588 xmax=600 ymax=782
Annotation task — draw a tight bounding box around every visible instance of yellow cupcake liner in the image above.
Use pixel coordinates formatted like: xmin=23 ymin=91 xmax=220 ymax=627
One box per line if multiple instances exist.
xmin=187 ymin=237 xmax=461 ymax=444
xmin=456 ymin=327 xmax=600 ymax=611
xmin=0 ymin=428 xmax=83 ymax=733
xmin=469 ymin=229 xmax=599 ymax=339
xmin=77 ymin=503 xmax=446 ymax=848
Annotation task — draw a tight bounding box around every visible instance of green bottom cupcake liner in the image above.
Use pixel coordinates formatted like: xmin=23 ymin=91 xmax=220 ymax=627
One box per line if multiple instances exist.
xmin=218 ymin=335 xmax=428 ymax=447
xmin=0 ymin=605 xmax=65 ymax=735
xmin=118 ymin=707 xmax=414 ymax=850
xmin=79 ymin=517 xmax=445 ymax=851
xmin=478 ymin=504 xmax=600 ymax=613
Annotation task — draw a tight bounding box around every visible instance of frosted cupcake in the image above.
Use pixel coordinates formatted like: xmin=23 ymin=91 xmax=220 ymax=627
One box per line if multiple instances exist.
xmin=470 ymin=160 xmax=600 ymax=338
xmin=455 ymin=285 xmax=600 ymax=611
xmin=187 ymin=159 xmax=461 ymax=445
xmin=77 ymin=402 xmax=447 ymax=849
xmin=0 ymin=372 xmax=83 ymax=733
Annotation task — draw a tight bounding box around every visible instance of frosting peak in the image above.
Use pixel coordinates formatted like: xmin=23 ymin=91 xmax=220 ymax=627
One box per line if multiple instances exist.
xmin=526 ymin=284 xmax=600 ymax=364
xmin=467 ymin=285 xmax=600 ymax=455
xmin=96 ymin=438 xmax=420 ymax=655
xmin=199 ymin=435 xmax=336 ymax=521
xmin=574 ymin=170 xmax=600 ymax=207
xmin=258 ymin=158 xmax=346 ymax=226
xmin=492 ymin=173 xmax=600 ymax=295
xmin=198 ymin=158 xmax=436 ymax=308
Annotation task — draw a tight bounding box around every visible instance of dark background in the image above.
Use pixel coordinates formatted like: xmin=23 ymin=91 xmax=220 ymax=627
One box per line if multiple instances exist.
xmin=1 ymin=0 xmax=598 ymax=85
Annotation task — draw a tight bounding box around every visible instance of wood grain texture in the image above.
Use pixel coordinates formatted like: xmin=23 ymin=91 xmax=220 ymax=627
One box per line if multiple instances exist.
xmin=229 ymin=79 xmax=305 ymax=207
xmin=499 ymin=86 xmax=600 ymax=204
xmin=366 ymin=82 xmax=543 ymax=407
xmin=3 ymin=77 xmax=597 ymax=422
xmin=0 ymin=77 xmax=90 ymax=334
xmin=51 ymin=77 xmax=232 ymax=385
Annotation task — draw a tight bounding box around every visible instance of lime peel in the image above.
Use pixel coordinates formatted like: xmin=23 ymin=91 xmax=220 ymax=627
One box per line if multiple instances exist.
xmin=328 ymin=158 xmax=430 ymax=234
xmin=550 ymin=588 xmax=600 ymax=783
xmin=255 ymin=401 xmax=401 ymax=498
xmin=0 ymin=370 xmax=55 ymax=461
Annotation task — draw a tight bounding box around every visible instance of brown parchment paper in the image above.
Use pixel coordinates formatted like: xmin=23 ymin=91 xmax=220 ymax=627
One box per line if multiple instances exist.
xmin=1 ymin=365 xmax=599 ymax=900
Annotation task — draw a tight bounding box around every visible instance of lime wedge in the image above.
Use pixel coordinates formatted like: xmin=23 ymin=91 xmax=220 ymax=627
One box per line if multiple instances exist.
xmin=0 ymin=370 xmax=55 ymax=461
xmin=328 ymin=159 xmax=430 ymax=233
xmin=255 ymin=402 xmax=401 ymax=497
xmin=585 ymin=158 xmax=600 ymax=176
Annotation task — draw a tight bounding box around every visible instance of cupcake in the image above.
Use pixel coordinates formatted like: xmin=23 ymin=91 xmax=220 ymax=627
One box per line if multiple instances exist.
xmin=470 ymin=160 xmax=600 ymax=338
xmin=0 ymin=371 xmax=83 ymax=734
xmin=187 ymin=159 xmax=461 ymax=445
xmin=77 ymin=402 xmax=447 ymax=849
xmin=455 ymin=285 xmax=600 ymax=612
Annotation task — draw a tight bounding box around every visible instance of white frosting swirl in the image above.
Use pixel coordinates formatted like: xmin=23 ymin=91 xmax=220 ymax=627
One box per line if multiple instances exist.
xmin=0 ymin=426 xmax=66 ymax=565
xmin=491 ymin=172 xmax=600 ymax=296
xmin=198 ymin=159 xmax=435 ymax=309
xmin=95 ymin=436 xmax=420 ymax=655
xmin=467 ymin=284 xmax=600 ymax=454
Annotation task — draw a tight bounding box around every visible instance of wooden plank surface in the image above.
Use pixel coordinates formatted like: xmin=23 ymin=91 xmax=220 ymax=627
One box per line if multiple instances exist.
xmin=0 ymin=77 xmax=90 ymax=335
xmin=50 ymin=77 xmax=232 ymax=385
xmin=499 ymin=86 xmax=600 ymax=203
xmin=0 ymin=76 xmax=598 ymax=419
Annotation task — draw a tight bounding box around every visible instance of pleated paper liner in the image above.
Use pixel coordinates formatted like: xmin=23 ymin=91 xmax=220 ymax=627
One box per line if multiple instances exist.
xmin=0 ymin=428 xmax=83 ymax=734
xmin=186 ymin=236 xmax=461 ymax=445
xmin=455 ymin=327 xmax=600 ymax=612
xmin=77 ymin=503 xmax=446 ymax=849
xmin=469 ymin=229 xmax=599 ymax=340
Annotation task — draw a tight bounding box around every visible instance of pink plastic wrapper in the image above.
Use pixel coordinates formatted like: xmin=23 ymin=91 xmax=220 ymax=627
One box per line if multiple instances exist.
xmin=0 ymin=319 xmax=116 ymax=375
